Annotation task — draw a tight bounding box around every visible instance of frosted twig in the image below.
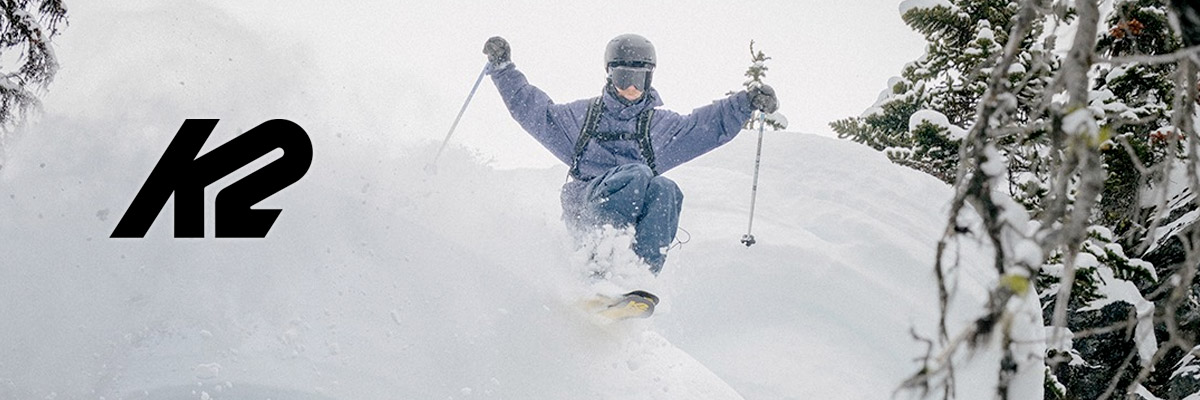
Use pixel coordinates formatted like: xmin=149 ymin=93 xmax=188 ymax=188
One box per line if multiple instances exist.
xmin=919 ymin=1 xmax=1045 ymax=398
xmin=1099 ymin=46 xmax=1200 ymax=66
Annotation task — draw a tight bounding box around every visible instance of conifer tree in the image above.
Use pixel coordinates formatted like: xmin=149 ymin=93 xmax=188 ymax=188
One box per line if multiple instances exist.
xmin=0 ymin=0 xmax=68 ymax=143
xmin=831 ymin=0 xmax=1055 ymax=184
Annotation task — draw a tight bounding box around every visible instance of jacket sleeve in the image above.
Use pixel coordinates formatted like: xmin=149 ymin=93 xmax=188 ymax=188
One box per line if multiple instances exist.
xmin=652 ymin=91 xmax=755 ymax=172
xmin=489 ymin=63 xmax=585 ymax=165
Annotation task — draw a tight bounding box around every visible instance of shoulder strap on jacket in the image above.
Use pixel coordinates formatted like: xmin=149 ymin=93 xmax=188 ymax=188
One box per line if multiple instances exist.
xmin=569 ymin=97 xmax=604 ymax=180
xmin=637 ymin=108 xmax=657 ymax=176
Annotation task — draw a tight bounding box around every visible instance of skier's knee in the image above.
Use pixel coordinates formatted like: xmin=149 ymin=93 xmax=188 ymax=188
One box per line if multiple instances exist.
xmin=618 ymin=163 xmax=654 ymax=178
xmin=592 ymin=164 xmax=654 ymax=200
xmin=648 ymin=176 xmax=682 ymax=203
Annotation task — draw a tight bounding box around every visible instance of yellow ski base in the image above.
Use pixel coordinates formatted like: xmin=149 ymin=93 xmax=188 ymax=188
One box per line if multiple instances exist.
xmin=588 ymin=292 xmax=657 ymax=321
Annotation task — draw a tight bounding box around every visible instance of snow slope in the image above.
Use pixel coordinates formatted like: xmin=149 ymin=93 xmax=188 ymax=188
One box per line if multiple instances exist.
xmin=1 ymin=119 xmax=1041 ymax=399
xmin=0 ymin=2 xmax=1045 ymax=398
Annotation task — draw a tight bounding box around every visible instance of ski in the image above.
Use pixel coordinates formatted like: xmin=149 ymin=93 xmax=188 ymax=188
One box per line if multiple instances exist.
xmin=589 ymin=290 xmax=659 ymax=321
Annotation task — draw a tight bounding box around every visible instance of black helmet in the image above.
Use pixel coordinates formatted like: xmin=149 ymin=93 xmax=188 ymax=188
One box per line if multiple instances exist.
xmin=605 ymin=34 xmax=655 ymax=94
xmin=604 ymin=34 xmax=656 ymax=69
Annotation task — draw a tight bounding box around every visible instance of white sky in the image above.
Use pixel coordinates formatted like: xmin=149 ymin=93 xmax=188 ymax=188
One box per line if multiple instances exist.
xmin=47 ymin=0 xmax=927 ymax=169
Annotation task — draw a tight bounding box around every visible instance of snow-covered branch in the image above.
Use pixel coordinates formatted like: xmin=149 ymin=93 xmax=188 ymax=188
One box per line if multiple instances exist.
xmin=0 ymin=0 xmax=68 ymax=154
xmin=907 ymin=2 xmax=1047 ymax=396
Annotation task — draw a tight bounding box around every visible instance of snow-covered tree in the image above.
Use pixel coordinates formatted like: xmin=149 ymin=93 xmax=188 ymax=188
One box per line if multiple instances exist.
xmin=1091 ymin=0 xmax=1179 ymax=239
xmin=859 ymin=0 xmax=1200 ymax=398
xmin=0 ymin=0 xmax=67 ymax=143
xmin=832 ymin=0 xmax=1055 ymax=184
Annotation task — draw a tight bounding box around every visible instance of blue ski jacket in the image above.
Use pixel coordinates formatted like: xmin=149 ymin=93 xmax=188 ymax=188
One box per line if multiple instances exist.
xmin=489 ymin=63 xmax=755 ymax=181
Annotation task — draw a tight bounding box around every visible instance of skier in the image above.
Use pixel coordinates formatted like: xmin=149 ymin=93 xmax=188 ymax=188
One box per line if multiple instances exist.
xmin=482 ymin=34 xmax=777 ymax=280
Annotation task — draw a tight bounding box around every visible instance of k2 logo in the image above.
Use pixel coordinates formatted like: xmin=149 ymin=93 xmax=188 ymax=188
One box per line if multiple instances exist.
xmin=111 ymin=119 xmax=313 ymax=238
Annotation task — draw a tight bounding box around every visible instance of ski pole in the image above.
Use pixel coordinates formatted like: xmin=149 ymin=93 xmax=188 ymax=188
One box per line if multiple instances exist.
xmin=741 ymin=111 xmax=767 ymax=247
xmin=426 ymin=63 xmax=489 ymax=174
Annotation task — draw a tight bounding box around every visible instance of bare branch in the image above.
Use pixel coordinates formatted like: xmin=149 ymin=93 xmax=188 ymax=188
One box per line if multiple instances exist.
xmin=1046 ymin=0 xmax=1103 ymax=349
xmin=1100 ymin=46 xmax=1200 ymax=66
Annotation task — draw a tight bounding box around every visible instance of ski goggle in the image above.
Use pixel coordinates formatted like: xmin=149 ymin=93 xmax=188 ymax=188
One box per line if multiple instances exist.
xmin=608 ymin=65 xmax=654 ymax=92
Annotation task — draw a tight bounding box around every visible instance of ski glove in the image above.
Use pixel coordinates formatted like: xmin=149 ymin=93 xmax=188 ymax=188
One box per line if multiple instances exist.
xmin=748 ymin=85 xmax=779 ymax=114
xmin=483 ymin=36 xmax=511 ymax=66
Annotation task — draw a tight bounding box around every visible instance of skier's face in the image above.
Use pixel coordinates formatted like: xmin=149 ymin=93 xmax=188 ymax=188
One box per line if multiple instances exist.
xmin=614 ymin=84 xmax=644 ymax=101
xmin=607 ymin=63 xmax=652 ymax=101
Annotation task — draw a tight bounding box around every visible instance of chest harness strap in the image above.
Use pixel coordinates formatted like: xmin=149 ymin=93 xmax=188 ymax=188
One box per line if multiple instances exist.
xmin=569 ymin=96 xmax=657 ymax=180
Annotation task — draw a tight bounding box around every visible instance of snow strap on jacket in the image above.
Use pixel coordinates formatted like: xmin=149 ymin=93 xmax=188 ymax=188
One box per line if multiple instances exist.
xmin=569 ymin=96 xmax=657 ymax=180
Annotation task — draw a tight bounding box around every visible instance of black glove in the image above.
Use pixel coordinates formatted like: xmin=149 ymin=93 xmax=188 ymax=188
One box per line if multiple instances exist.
xmin=748 ymin=85 xmax=779 ymax=114
xmin=483 ymin=36 xmax=511 ymax=66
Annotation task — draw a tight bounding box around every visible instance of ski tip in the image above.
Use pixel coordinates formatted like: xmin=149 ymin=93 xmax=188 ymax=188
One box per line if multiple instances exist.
xmin=598 ymin=296 xmax=655 ymax=320
xmin=624 ymin=290 xmax=659 ymax=305
xmin=580 ymin=290 xmax=660 ymax=322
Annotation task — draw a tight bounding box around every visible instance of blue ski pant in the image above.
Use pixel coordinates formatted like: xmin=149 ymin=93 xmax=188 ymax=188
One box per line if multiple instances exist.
xmin=561 ymin=164 xmax=683 ymax=275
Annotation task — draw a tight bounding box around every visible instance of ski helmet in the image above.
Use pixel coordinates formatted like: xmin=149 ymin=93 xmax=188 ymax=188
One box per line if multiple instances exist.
xmin=604 ymin=34 xmax=655 ymax=92
xmin=604 ymin=34 xmax=656 ymax=68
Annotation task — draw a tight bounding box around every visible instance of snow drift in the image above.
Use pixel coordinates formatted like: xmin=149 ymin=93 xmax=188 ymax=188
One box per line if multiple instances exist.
xmin=2 ymin=118 xmax=1043 ymax=398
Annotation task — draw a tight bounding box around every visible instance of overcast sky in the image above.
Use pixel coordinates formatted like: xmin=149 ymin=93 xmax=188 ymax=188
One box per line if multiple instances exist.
xmin=47 ymin=1 xmax=928 ymax=169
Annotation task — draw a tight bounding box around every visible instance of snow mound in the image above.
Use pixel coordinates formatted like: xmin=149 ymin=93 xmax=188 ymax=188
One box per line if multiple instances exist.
xmin=0 ymin=123 xmax=744 ymax=398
